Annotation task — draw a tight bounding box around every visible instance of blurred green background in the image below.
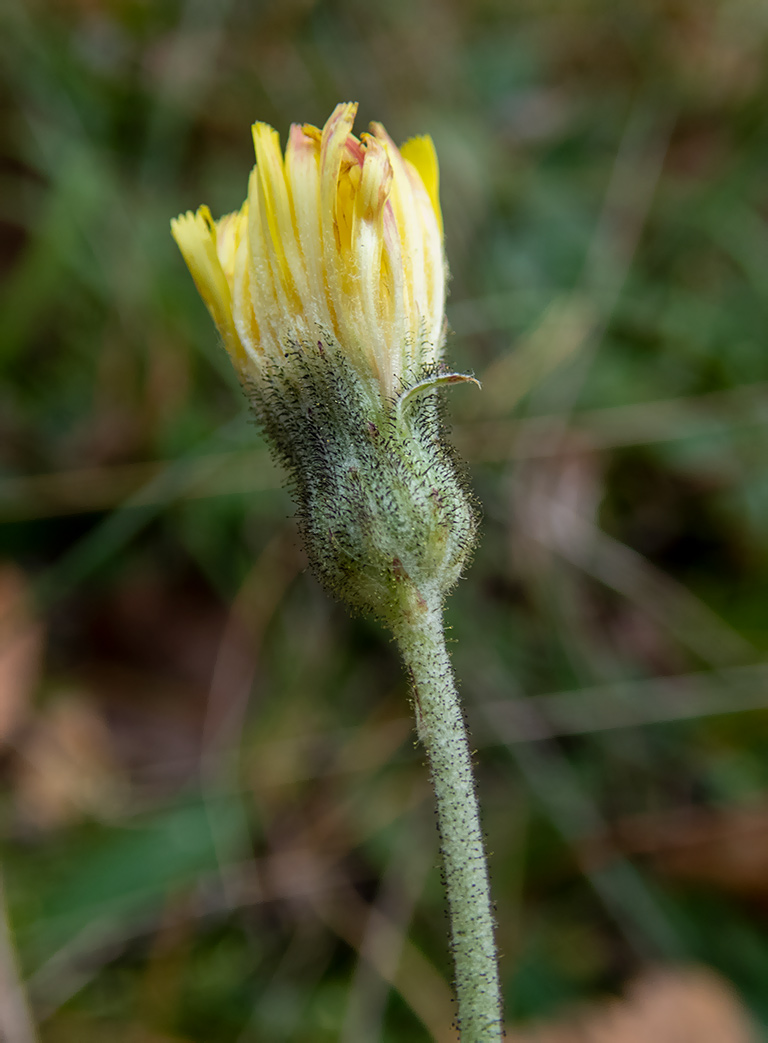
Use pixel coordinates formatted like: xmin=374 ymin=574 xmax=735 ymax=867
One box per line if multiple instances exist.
xmin=2 ymin=0 xmax=768 ymax=1040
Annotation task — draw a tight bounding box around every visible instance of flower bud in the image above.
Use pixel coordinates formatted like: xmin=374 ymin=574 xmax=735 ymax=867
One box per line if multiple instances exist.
xmin=171 ymin=103 xmax=477 ymax=623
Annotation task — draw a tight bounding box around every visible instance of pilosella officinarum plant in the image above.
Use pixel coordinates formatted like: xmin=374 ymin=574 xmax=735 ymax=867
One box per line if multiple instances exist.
xmin=172 ymin=102 xmax=504 ymax=1041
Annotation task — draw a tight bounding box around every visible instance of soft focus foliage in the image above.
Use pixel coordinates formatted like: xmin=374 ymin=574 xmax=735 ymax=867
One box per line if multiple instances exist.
xmin=1 ymin=1 xmax=768 ymax=1040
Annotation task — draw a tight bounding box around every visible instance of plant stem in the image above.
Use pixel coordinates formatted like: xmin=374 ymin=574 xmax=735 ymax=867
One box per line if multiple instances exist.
xmin=393 ymin=602 xmax=504 ymax=1042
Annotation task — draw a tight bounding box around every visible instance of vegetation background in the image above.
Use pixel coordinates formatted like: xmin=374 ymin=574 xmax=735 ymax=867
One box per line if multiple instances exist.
xmin=2 ymin=0 xmax=768 ymax=1039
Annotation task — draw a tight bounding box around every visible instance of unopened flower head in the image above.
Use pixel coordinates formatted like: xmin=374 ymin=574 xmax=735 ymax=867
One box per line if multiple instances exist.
xmin=172 ymin=103 xmax=476 ymax=623
xmin=171 ymin=102 xmax=445 ymax=400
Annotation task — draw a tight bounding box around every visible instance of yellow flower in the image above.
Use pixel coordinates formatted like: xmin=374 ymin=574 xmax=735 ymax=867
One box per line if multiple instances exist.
xmin=171 ymin=102 xmax=446 ymax=399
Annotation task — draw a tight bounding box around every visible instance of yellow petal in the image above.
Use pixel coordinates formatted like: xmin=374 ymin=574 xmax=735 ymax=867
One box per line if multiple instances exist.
xmin=215 ymin=206 xmax=247 ymax=284
xmin=399 ymin=135 xmax=442 ymax=238
xmin=246 ymin=165 xmax=291 ymax=354
xmin=319 ymin=102 xmax=358 ymax=317
xmin=357 ymin=134 xmax=393 ymax=222
xmin=251 ymin=122 xmax=304 ymax=311
xmin=285 ymin=124 xmax=334 ymax=331
xmin=370 ymin=124 xmax=425 ymax=324
xmin=170 ymin=207 xmax=245 ymax=365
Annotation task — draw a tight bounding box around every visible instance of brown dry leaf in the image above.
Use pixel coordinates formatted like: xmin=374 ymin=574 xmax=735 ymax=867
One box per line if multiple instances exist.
xmin=508 ymin=965 xmax=756 ymax=1043
xmin=0 ymin=562 xmax=43 ymax=745
xmin=13 ymin=690 xmax=125 ymax=829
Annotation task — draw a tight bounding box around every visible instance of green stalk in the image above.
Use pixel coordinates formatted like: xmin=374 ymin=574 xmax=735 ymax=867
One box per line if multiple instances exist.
xmin=393 ymin=602 xmax=504 ymax=1042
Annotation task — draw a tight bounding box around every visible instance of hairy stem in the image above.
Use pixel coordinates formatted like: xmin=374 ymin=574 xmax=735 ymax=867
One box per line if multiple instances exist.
xmin=393 ymin=604 xmax=503 ymax=1041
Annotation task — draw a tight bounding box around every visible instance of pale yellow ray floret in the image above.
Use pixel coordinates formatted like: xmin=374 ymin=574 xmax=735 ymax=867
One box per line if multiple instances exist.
xmin=170 ymin=206 xmax=248 ymax=370
xmin=400 ymin=135 xmax=442 ymax=238
xmin=171 ymin=103 xmax=446 ymax=399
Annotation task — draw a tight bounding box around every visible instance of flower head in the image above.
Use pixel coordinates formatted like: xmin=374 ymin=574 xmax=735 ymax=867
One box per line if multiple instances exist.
xmin=171 ymin=104 xmax=475 ymax=622
xmin=171 ymin=102 xmax=445 ymax=399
